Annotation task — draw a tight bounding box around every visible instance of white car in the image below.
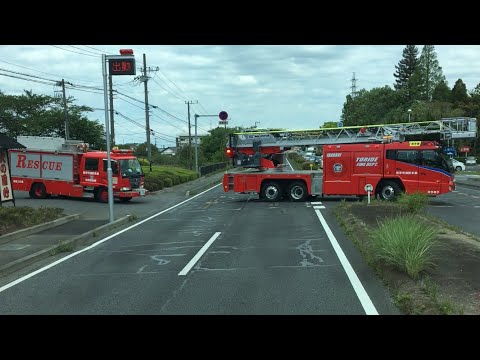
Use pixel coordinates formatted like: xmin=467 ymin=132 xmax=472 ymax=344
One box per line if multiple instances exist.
xmin=465 ymin=156 xmax=477 ymax=166
xmin=451 ymin=159 xmax=465 ymax=172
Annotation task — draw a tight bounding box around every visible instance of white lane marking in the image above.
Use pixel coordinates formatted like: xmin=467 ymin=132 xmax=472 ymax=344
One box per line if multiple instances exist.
xmin=178 ymin=232 xmax=221 ymax=276
xmin=313 ymin=206 xmax=326 ymax=209
xmin=314 ymin=210 xmax=378 ymax=315
xmin=0 ymin=183 xmax=222 ymax=294
xmin=311 ymin=201 xmax=323 ymax=205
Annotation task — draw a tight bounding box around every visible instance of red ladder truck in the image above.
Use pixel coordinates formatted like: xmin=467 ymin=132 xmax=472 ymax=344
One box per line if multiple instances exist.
xmin=9 ymin=136 xmax=147 ymax=202
xmin=223 ymin=118 xmax=477 ymax=201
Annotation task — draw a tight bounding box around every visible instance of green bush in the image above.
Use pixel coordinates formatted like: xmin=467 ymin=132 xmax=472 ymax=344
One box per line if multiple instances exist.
xmin=162 ymin=177 xmax=173 ymax=187
xmin=371 ymin=214 xmax=438 ymax=279
xmin=397 ymin=192 xmax=430 ymax=214
xmin=144 ymin=173 xmax=164 ymax=191
xmin=301 ymin=161 xmax=318 ymax=170
xmin=179 ymin=174 xmax=189 ymax=183
xmin=138 ymin=158 xmax=150 ymax=166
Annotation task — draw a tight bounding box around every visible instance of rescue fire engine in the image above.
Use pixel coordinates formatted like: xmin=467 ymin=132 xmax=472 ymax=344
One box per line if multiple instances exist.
xmin=223 ymin=118 xmax=477 ymax=201
xmin=8 ymin=136 xmax=147 ymax=202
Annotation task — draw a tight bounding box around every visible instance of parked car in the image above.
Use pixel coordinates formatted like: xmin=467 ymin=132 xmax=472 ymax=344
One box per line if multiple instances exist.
xmin=451 ymin=159 xmax=466 ymax=172
xmin=465 ymin=156 xmax=477 ymax=166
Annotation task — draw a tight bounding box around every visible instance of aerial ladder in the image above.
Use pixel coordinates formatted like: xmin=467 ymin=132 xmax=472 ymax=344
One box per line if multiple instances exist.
xmin=227 ymin=117 xmax=478 ymax=168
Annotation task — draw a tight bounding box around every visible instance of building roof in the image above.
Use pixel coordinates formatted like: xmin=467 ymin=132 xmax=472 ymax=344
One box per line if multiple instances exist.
xmin=0 ymin=133 xmax=26 ymax=149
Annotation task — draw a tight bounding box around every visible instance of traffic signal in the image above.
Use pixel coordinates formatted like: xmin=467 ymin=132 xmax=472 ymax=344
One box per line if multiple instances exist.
xmin=226 ymin=148 xmax=235 ymax=158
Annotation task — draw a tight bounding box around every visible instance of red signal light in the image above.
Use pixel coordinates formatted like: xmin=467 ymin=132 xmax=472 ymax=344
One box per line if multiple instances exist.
xmin=226 ymin=148 xmax=235 ymax=158
xmin=119 ymin=49 xmax=134 ymax=55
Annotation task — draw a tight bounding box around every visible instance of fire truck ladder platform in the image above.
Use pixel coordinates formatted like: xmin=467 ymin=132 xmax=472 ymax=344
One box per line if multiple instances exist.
xmin=231 ymin=117 xmax=477 ymax=148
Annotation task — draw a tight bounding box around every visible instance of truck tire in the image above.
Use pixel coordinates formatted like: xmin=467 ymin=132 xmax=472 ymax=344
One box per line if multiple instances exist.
xmin=378 ymin=181 xmax=402 ymax=201
xmin=31 ymin=183 xmax=47 ymax=199
xmin=95 ymin=187 xmax=109 ymax=203
xmin=261 ymin=181 xmax=282 ymax=202
xmin=287 ymin=181 xmax=307 ymax=202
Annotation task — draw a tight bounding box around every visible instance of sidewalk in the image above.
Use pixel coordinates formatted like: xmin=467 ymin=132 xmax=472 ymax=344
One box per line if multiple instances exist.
xmin=0 ymin=171 xmax=226 ymax=281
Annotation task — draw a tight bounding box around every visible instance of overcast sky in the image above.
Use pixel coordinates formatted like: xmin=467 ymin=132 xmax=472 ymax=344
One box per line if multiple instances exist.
xmin=1 ymin=45 xmax=479 ymax=148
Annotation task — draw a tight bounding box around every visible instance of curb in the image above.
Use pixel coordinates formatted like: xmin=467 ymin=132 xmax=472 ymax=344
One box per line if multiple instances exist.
xmin=185 ymin=175 xmax=224 ymax=196
xmin=0 ymin=215 xmax=134 ymax=278
xmin=0 ymin=214 xmax=81 ymax=245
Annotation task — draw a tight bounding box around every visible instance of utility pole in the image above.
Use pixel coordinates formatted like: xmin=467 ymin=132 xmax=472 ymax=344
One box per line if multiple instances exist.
xmin=139 ymin=55 xmax=159 ymax=165
xmin=185 ymin=100 xmax=198 ymax=170
xmin=61 ymin=79 xmax=69 ymax=140
xmin=142 ymin=54 xmax=152 ymax=163
xmin=351 ymin=72 xmax=358 ymax=98
xmin=109 ymin=74 xmax=115 ymax=144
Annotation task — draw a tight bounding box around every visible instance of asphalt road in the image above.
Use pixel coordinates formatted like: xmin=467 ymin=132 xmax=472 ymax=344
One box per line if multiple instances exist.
xmin=0 ymin=185 xmax=399 ymax=315
xmin=427 ymin=183 xmax=480 ymax=238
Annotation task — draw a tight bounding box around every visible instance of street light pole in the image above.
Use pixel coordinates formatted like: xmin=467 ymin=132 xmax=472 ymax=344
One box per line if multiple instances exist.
xmin=102 ymin=54 xmax=114 ymax=223
xmin=408 ymin=109 xmax=412 ymax=122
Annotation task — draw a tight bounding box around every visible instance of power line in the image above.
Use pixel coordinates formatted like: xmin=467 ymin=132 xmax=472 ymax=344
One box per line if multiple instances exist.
xmin=150 ymin=75 xmax=185 ymax=101
xmin=0 ymin=59 xmax=99 ymax=85
xmin=50 ymin=45 xmax=99 ymax=58
xmin=0 ymin=72 xmax=56 ymax=86
xmin=152 ymin=73 xmax=186 ymax=100
xmin=83 ymin=45 xmax=116 ymax=55
xmin=67 ymin=45 xmax=104 ymax=56
xmin=0 ymin=67 xmax=58 ymax=83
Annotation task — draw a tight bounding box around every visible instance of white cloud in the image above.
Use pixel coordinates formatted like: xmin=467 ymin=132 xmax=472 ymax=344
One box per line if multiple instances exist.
xmin=2 ymin=45 xmax=480 ymax=147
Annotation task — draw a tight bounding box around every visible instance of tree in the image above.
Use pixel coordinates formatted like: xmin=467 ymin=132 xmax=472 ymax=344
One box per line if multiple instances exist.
xmin=0 ymin=90 xmax=106 ymax=149
xmin=413 ymin=45 xmax=446 ymax=101
xmin=341 ymin=86 xmax=404 ymax=126
xmin=432 ymin=81 xmax=451 ymax=102
xmin=200 ymin=126 xmax=233 ymax=164
xmin=451 ymin=78 xmax=469 ymax=104
xmin=393 ymin=45 xmax=419 ymax=101
xmin=321 ymin=121 xmax=338 ymax=128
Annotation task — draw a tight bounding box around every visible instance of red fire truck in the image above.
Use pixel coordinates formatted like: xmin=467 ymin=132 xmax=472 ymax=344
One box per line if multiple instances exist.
xmin=8 ymin=136 xmax=146 ymax=202
xmin=222 ymin=118 xmax=477 ymax=201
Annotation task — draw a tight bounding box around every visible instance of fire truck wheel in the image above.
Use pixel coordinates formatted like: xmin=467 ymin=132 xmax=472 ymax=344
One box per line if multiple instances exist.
xmin=31 ymin=183 xmax=47 ymax=199
xmin=288 ymin=181 xmax=307 ymax=202
xmin=119 ymin=197 xmax=132 ymax=202
xmin=378 ymin=181 xmax=402 ymax=201
xmin=96 ymin=187 xmax=108 ymax=203
xmin=261 ymin=182 xmax=282 ymax=202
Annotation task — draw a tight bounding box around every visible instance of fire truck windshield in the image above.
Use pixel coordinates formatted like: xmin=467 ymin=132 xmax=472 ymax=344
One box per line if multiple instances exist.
xmin=120 ymin=159 xmax=143 ymax=177
xmin=421 ymin=149 xmax=451 ymax=173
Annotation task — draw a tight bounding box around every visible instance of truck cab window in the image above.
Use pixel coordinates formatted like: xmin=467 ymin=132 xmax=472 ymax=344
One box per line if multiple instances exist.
xmin=103 ymin=160 xmax=118 ymax=174
xmin=421 ymin=150 xmax=449 ymax=171
xmin=85 ymin=158 xmax=99 ymax=171
xmin=396 ymin=150 xmax=420 ymax=164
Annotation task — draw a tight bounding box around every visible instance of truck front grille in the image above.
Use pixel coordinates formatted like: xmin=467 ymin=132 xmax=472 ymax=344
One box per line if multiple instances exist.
xmin=129 ymin=177 xmax=140 ymax=189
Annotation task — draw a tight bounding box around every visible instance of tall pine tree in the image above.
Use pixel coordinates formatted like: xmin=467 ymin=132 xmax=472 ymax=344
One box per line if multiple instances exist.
xmin=413 ymin=45 xmax=446 ymax=101
xmin=451 ymin=78 xmax=469 ymax=104
xmin=393 ymin=45 xmax=419 ymax=101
